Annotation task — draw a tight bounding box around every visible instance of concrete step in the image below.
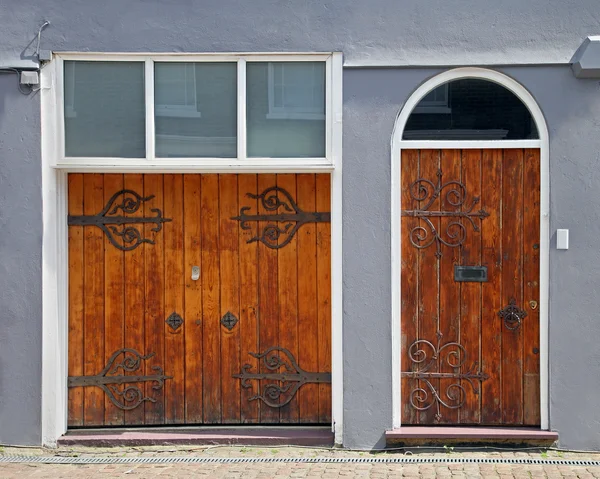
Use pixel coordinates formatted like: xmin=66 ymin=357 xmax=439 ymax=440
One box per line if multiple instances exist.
xmin=59 ymin=426 xmax=334 ymax=447
xmin=386 ymin=427 xmax=558 ymax=447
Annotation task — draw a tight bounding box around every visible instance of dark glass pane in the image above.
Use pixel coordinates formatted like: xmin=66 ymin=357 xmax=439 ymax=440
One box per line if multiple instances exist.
xmin=403 ymin=79 xmax=538 ymax=140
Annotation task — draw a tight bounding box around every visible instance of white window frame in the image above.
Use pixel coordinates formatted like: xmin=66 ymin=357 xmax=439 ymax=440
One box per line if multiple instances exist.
xmin=53 ymin=52 xmax=337 ymax=171
xmin=41 ymin=52 xmax=343 ymax=447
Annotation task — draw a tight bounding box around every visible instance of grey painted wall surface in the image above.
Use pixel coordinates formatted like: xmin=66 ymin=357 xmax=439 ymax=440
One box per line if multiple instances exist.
xmin=0 ymin=74 xmax=42 ymax=445
xmin=0 ymin=0 xmax=599 ymax=66
xmin=343 ymin=66 xmax=600 ymax=450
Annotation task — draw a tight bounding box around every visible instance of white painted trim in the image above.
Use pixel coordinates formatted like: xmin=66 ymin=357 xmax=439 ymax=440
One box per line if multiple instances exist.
xmin=145 ymin=59 xmax=155 ymax=160
xmin=41 ymin=59 xmax=69 ymax=446
xmin=400 ymin=140 xmax=541 ymax=150
xmin=237 ymin=59 xmax=247 ymax=161
xmin=330 ymin=52 xmax=344 ymax=446
xmin=390 ymin=67 xmax=550 ymax=431
xmin=56 ymin=52 xmax=332 ymax=62
xmin=41 ymin=53 xmax=344 ymax=446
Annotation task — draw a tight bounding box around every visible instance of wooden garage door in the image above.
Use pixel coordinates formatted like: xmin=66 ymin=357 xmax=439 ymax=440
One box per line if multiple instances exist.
xmin=67 ymin=173 xmax=331 ymax=426
xmin=400 ymin=149 xmax=540 ymax=425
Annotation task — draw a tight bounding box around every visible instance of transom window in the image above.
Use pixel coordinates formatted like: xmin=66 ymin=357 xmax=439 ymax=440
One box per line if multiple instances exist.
xmin=403 ymin=79 xmax=539 ymax=140
xmin=60 ymin=55 xmax=333 ymax=161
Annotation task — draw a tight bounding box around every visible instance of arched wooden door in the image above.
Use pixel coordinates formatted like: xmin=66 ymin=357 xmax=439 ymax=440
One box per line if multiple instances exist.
xmin=66 ymin=173 xmax=331 ymax=427
xmin=400 ymin=149 xmax=540 ymax=425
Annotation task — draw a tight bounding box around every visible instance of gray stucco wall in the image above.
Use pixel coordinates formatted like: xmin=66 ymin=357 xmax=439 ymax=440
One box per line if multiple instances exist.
xmin=0 ymin=74 xmax=43 ymax=445
xmin=0 ymin=0 xmax=599 ymax=67
xmin=343 ymin=66 xmax=600 ymax=450
xmin=1 ymin=0 xmax=600 ymax=450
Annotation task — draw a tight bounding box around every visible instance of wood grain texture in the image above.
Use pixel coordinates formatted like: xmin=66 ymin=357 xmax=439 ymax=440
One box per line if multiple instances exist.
xmin=257 ymin=174 xmax=280 ymax=424
xmin=143 ymin=174 xmax=166 ymax=425
xmin=399 ymin=150 xmax=539 ymax=426
xmin=123 ymin=174 xmax=146 ymax=425
xmin=82 ymin=173 xmax=105 ymax=426
xmin=201 ymin=174 xmax=222 ymax=423
xmin=103 ymin=174 xmax=125 ymax=426
xmin=164 ymin=174 xmax=185 ymax=424
xmin=238 ymin=175 xmax=260 ymax=423
xmin=400 ymin=150 xmax=420 ymax=424
xmin=183 ymin=174 xmax=203 ymax=423
xmin=219 ymin=174 xmax=241 ymax=423
xmin=437 ymin=150 xmax=461 ymax=425
xmin=459 ymin=149 xmax=482 ymax=424
xmin=316 ymin=174 xmax=332 ymax=423
xmin=68 ymin=173 xmax=332 ymax=426
xmin=417 ymin=150 xmax=441 ymax=424
xmin=523 ymin=149 xmax=541 ymax=425
xmin=480 ymin=150 xmax=503 ymax=424
xmin=501 ymin=149 xmax=524 ymax=425
xmin=67 ymin=173 xmax=85 ymax=427
xmin=277 ymin=174 xmax=300 ymax=423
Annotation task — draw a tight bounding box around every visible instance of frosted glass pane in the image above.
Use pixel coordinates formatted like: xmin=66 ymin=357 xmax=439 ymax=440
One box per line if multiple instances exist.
xmin=64 ymin=61 xmax=145 ymax=158
xmin=155 ymin=62 xmax=237 ymax=158
xmin=247 ymin=62 xmax=325 ymax=158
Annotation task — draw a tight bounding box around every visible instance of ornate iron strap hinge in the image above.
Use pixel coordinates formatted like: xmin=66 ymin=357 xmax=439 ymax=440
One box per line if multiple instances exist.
xmin=232 ymin=186 xmax=330 ymax=249
xmin=401 ymin=331 xmax=488 ymax=421
xmin=401 ymin=170 xmax=489 ymax=257
xmin=233 ymin=346 xmax=331 ymax=408
xmin=68 ymin=189 xmax=172 ymax=251
xmin=68 ymin=348 xmax=172 ymax=411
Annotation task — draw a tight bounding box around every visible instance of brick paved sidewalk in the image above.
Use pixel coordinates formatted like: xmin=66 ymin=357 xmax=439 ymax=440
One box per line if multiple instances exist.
xmin=2 ymin=446 xmax=600 ymax=478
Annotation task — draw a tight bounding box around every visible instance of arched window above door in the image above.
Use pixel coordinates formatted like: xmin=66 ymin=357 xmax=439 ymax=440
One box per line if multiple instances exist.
xmin=403 ymin=79 xmax=539 ymax=140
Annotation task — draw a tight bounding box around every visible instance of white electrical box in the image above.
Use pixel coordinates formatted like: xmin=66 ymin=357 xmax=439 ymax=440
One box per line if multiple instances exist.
xmin=20 ymin=71 xmax=39 ymax=85
xmin=557 ymin=229 xmax=569 ymax=250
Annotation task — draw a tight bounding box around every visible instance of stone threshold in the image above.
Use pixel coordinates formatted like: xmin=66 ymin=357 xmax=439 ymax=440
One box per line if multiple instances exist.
xmin=59 ymin=426 xmax=334 ymax=447
xmin=386 ymin=426 xmax=558 ymax=447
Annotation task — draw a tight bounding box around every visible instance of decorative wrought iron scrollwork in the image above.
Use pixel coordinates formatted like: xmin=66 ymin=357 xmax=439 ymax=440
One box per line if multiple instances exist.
xmin=498 ymin=298 xmax=527 ymax=331
xmin=68 ymin=348 xmax=172 ymax=411
xmin=232 ymin=186 xmax=330 ymax=250
xmin=401 ymin=170 xmax=489 ymax=257
xmin=233 ymin=346 xmax=331 ymax=408
xmin=68 ymin=189 xmax=172 ymax=251
xmin=401 ymin=331 xmax=488 ymax=421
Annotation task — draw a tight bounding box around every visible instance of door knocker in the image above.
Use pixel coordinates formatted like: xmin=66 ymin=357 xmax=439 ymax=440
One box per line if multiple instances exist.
xmin=498 ymin=298 xmax=527 ymax=331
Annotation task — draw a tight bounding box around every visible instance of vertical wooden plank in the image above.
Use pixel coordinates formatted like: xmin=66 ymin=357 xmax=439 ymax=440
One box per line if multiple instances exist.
xmin=400 ymin=150 xmax=419 ymax=425
xmin=501 ymin=149 xmax=525 ymax=425
xmin=67 ymin=173 xmax=85 ymax=427
xmin=316 ymin=173 xmax=332 ymax=423
xmin=183 ymin=174 xmax=203 ymax=424
xmin=163 ymin=174 xmax=185 ymax=424
xmin=103 ymin=174 xmax=125 ymax=426
xmin=219 ymin=174 xmax=241 ymax=423
xmin=238 ymin=174 xmax=260 ymax=423
xmin=459 ymin=150 xmax=482 ymax=424
xmin=201 ymin=174 xmax=221 ymax=423
xmin=82 ymin=173 xmax=105 ymax=426
xmin=144 ymin=174 xmax=166 ymax=425
xmin=277 ymin=174 xmax=300 ymax=423
xmin=437 ymin=150 xmax=461 ymax=425
xmin=123 ymin=174 xmax=146 ymax=425
xmin=258 ymin=174 xmax=280 ymax=423
xmin=523 ymin=149 xmax=541 ymax=425
xmin=480 ymin=150 xmax=504 ymax=424
xmin=416 ymin=150 xmax=440 ymax=424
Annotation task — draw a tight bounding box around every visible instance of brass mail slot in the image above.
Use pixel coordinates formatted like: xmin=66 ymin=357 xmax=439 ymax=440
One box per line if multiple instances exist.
xmin=454 ymin=265 xmax=488 ymax=282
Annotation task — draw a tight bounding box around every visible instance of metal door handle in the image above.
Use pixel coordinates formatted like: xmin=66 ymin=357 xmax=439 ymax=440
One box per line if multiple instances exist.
xmin=497 ymin=298 xmax=527 ymax=331
xmin=191 ymin=266 xmax=200 ymax=281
